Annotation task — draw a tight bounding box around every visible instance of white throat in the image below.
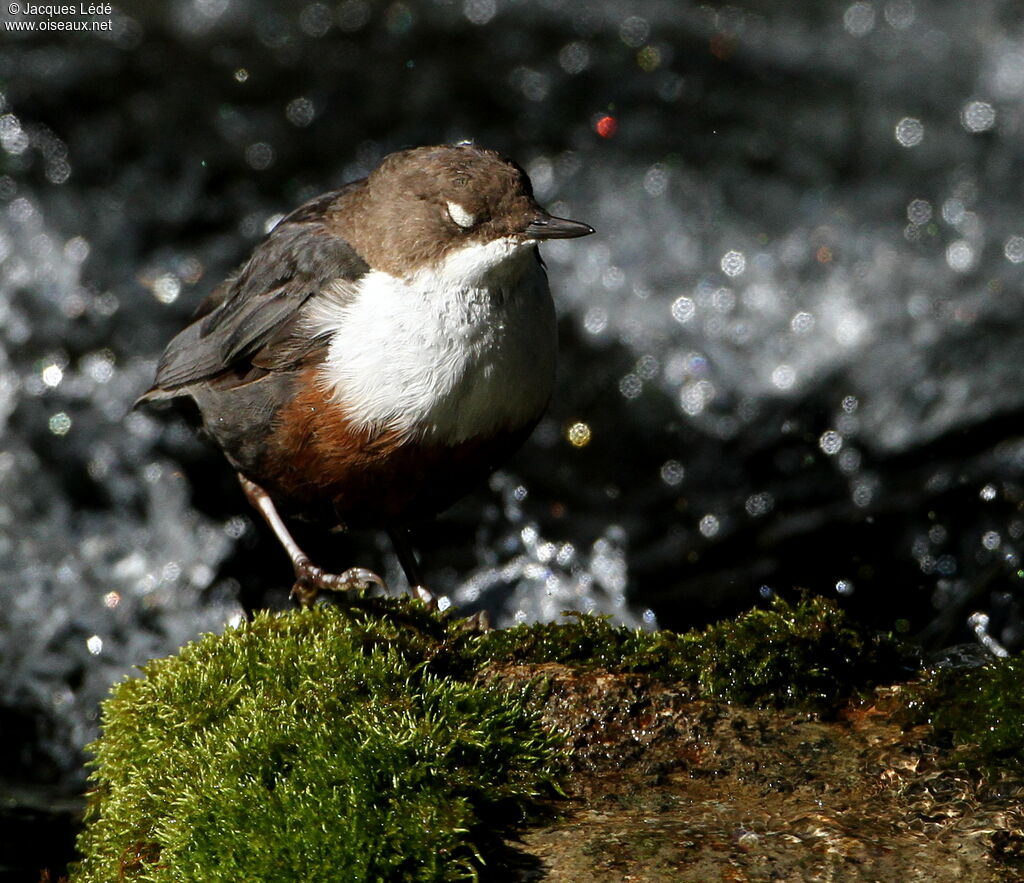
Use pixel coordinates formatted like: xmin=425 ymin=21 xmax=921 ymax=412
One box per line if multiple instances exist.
xmin=307 ymin=237 xmax=557 ymax=444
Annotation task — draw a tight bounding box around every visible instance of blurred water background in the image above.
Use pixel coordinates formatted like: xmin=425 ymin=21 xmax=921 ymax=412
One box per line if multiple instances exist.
xmin=3 ymin=0 xmax=1024 ymax=867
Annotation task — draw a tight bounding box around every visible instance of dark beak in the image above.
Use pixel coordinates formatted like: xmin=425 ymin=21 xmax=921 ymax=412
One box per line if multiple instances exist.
xmin=524 ymin=211 xmax=595 ymax=240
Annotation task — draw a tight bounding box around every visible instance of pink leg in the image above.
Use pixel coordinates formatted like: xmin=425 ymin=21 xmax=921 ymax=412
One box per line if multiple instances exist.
xmin=238 ymin=474 xmax=386 ymax=607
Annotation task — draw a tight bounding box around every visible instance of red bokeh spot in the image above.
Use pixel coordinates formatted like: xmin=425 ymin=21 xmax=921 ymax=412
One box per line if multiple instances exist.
xmin=596 ymin=115 xmax=618 ymax=138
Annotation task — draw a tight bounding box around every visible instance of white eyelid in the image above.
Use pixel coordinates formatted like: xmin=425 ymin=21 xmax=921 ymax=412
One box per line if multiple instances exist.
xmin=446 ymin=201 xmax=476 ymax=229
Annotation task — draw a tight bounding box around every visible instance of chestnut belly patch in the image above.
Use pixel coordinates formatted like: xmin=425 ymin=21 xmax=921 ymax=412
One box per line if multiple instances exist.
xmin=257 ymin=368 xmax=537 ymax=527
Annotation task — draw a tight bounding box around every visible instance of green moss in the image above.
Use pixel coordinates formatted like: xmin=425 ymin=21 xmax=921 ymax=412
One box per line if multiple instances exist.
xmin=475 ymin=594 xmax=912 ymax=711
xmin=73 ymin=593 xmax=911 ymax=881
xmin=687 ymin=594 xmax=912 ymax=709
xmin=72 ymin=603 xmax=563 ymax=883
xmin=920 ymin=657 xmax=1024 ymax=773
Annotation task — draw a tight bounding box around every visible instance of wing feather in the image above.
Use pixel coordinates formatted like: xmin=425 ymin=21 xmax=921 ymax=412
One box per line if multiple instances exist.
xmin=140 ymin=184 xmax=367 ymax=400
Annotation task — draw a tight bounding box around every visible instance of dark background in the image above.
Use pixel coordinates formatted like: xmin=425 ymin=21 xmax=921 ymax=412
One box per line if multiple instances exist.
xmin=3 ymin=0 xmax=1024 ymax=875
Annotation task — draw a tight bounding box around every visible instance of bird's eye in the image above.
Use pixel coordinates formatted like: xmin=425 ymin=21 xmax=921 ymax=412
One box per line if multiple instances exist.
xmin=446 ymin=201 xmax=476 ymax=229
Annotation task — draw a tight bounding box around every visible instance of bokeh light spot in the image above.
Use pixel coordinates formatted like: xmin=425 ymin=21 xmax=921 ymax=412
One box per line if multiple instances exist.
xmin=385 ymin=2 xmax=414 ymax=34
xmin=619 ymin=374 xmax=642 ymax=399
xmin=49 ymin=412 xmax=72 ymax=436
xmin=660 ymin=460 xmax=684 ymax=486
xmin=596 ymin=115 xmax=617 ymax=138
xmin=637 ymin=45 xmax=661 ymax=71
xmin=720 ymin=250 xmax=746 ymax=276
xmin=337 ymin=0 xmax=370 ymax=31
xmin=153 ymin=273 xmax=181 ymax=304
xmin=567 ymin=421 xmax=592 ymax=447
xmin=709 ymin=33 xmax=737 ymax=60
xmin=699 ymin=514 xmax=720 ymax=538
xmin=41 ymin=364 xmax=63 ymax=388
xmin=884 ymin=0 xmax=915 ymax=28
xmin=285 ymin=97 xmax=316 ymax=127
xmin=982 ymin=530 xmax=1001 ymax=550
xmin=559 ymin=41 xmax=590 ymax=74
xmin=671 ymin=295 xmax=695 ymax=324
xmin=643 ymin=164 xmax=668 ymax=196
xmin=819 ymin=429 xmax=844 ymax=455
xmin=1003 ymin=235 xmax=1024 ymax=263
xmin=790 ymin=311 xmax=815 ymax=334
xmin=907 ymin=198 xmax=932 ymax=224
xmin=245 ymin=142 xmax=275 ymax=170
xmin=961 ymin=100 xmax=996 ymax=133
xmin=583 ymin=306 xmax=608 ymax=335
xmin=299 ymin=3 xmax=334 ymax=37
xmin=771 ymin=364 xmax=796 ymax=390
xmin=843 ymin=2 xmax=876 ymax=36
xmin=945 ymin=239 xmax=976 ymax=273
xmin=895 ymin=117 xmax=924 ymax=147
xmin=619 ymin=16 xmax=649 ymax=48
xmin=744 ymin=492 xmax=774 ymax=516
xmin=463 ymin=0 xmax=496 ymax=26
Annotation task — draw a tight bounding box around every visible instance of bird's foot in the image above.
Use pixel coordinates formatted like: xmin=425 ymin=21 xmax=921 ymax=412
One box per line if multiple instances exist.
xmin=411 ymin=584 xmax=437 ymax=610
xmin=290 ymin=557 xmax=386 ymax=607
xmin=461 ymin=609 xmax=492 ymax=632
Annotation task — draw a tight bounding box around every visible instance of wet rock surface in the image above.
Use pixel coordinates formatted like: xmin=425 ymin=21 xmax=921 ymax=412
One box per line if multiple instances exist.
xmin=492 ymin=665 xmax=1024 ymax=882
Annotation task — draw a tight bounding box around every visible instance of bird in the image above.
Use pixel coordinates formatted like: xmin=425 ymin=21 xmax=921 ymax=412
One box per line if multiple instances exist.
xmin=138 ymin=143 xmax=593 ymax=607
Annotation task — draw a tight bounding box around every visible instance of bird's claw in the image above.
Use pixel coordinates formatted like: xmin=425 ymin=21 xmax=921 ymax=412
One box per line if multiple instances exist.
xmin=290 ymin=557 xmax=387 ymax=607
xmin=461 ymin=609 xmax=492 ymax=632
xmin=411 ymin=584 xmax=437 ymax=609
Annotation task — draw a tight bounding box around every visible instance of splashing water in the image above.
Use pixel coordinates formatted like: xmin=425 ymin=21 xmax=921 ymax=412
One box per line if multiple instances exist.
xmin=4 ymin=0 xmax=1024 ymax=787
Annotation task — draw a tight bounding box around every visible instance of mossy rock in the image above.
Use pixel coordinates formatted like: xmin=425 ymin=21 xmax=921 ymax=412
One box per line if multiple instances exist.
xmin=71 ymin=593 xmax=915 ymax=882
xmin=474 ymin=593 xmax=913 ymax=711
xmin=72 ymin=603 xmax=563 ymax=882
xmin=919 ymin=655 xmax=1024 ymax=774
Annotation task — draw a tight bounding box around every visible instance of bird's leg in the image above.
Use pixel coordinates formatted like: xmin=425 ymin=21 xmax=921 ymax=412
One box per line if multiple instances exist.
xmin=237 ymin=474 xmax=386 ymax=607
xmin=384 ymin=527 xmax=489 ymax=629
xmin=386 ymin=526 xmax=436 ymax=607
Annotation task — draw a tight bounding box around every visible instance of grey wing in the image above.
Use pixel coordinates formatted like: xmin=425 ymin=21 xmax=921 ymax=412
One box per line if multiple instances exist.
xmin=139 ymin=193 xmax=368 ymax=401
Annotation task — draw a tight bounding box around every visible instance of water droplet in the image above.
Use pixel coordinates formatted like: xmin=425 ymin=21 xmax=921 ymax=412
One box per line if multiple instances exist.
xmin=907 ymin=198 xmax=932 ymax=225
xmin=961 ymin=100 xmax=996 ymax=133
xmin=771 ymin=364 xmax=796 ymax=390
xmin=945 ymin=240 xmax=976 ymax=273
xmin=1004 ymin=235 xmax=1024 ymax=263
xmin=720 ymin=250 xmax=746 ymax=277
xmin=895 ymin=117 xmax=924 ymax=147
xmin=671 ymin=295 xmax=695 ymax=324
xmin=699 ymin=514 xmax=720 ymax=538
xmin=48 ymin=412 xmax=72 ymax=436
xmin=982 ymin=531 xmax=1001 ymax=550
xmin=660 ymin=460 xmax=685 ymax=486
xmin=819 ymin=430 xmax=844 ymax=456
xmin=41 ymin=364 xmax=63 ymax=388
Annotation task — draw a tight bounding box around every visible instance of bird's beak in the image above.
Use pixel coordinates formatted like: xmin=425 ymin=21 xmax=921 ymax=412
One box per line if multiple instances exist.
xmin=524 ymin=211 xmax=595 ymax=240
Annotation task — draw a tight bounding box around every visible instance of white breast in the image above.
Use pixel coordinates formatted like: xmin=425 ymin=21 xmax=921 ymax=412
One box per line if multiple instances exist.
xmin=306 ymin=237 xmax=557 ymax=444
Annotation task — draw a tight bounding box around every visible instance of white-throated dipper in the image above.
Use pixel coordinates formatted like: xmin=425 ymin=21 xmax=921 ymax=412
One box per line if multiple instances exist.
xmin=138 ymin=143 xmax=594 ymax=606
